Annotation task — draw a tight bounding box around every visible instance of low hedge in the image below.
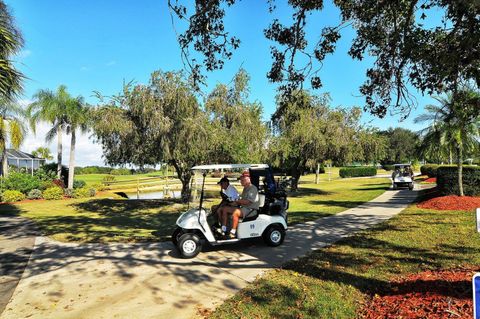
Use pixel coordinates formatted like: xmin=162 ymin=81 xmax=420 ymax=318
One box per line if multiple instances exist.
xmin=436 ymin=166 xmax=480 ymax=196
xmin=2 ymin=190 xmax=26 ymax=202
xmin=43 ymin=187 xmax=64 ymax=200
xmin=420 ymin=164 xmax=440 ymax=177
xmin=27 ymin=189 xmax=43 ymax=200
xmin=339 ymin=166 xmax=377 ymax=178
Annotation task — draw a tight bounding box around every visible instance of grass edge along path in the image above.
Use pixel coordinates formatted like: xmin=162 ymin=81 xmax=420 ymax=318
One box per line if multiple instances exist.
xmin=0 ymin=177 xmax=390 ymax=243
xmin=208 ymin=189 xmax=480 ymax=319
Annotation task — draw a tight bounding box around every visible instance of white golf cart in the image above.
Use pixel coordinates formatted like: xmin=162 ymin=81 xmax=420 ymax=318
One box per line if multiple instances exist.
xmin=172 ymin=164 xmax=289 ymax=258
xmin=392 ymin=163 xmax=414 ymax=190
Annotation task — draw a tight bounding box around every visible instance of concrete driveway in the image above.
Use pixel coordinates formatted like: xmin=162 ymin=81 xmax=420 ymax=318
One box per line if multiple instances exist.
xmin=0 ymin=188 xmax=418 ymax=319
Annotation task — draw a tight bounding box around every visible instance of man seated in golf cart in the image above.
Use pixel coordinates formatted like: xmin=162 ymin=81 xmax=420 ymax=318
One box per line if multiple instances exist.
xmin=212 ymin=176 xmax=239 ymax=225
xmin=220 ymin=171 xmax=260 ymax=239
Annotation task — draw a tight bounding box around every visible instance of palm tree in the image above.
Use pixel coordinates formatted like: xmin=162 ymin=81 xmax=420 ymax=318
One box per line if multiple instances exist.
xmin=31 ymin=146 xmax=53 ymax=161
xmin=415 ymin=89 xmax=480 ymax=196
xmin=0 ymin=98 xmax=26 ymax=176
xmin=27 ymin=85 xmax=72 ymax=179
xmin=0 ymin=1 xmax=24 ymax=100
xmin=64 ymin=99 xmax=89 ymax=189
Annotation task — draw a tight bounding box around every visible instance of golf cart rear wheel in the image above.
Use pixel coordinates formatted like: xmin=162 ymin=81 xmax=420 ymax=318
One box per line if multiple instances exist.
xmin=409 ymin=183 xmax=414 ymax=190
xmin=171 ymin=227 xmax=183 ymax=246
xmin=263 ymin=225 xmax=285 ymax=247
xmin=177 ymin=233 xmax=202 ymax=258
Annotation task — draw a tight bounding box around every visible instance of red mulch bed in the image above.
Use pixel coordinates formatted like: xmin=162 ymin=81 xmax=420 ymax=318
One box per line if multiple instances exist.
xmin=361 ymin=267 xmax=478 ymax=319
xmin=424 ymin=177 xmax=437 ymax=183
xmin=417 ymin=195 xmax=480 ymax=211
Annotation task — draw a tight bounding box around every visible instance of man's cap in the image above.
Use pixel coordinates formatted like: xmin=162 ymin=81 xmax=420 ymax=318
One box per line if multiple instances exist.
xmin=239 ymin=171 xmax=250 ymax=179
xmin=217 ymin=177 xmax=229 ymax=184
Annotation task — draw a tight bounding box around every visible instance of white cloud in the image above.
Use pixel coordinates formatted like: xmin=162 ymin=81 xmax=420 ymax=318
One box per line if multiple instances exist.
xmin=106 ymin=60 xmax=116 ymax=66
xmin=21 ymin=124 xmax=105 ymax=167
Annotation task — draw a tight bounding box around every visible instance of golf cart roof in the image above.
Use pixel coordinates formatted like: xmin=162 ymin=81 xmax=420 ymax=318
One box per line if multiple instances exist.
xmin=191 ymin=164 xmax=269 ymax=171
xmin=394 ymin=163 xmax=411 ymax=167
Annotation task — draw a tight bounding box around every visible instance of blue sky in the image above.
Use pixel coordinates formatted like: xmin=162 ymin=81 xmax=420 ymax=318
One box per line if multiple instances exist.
xmin=7 ymin=0 xmax=435 ymax=166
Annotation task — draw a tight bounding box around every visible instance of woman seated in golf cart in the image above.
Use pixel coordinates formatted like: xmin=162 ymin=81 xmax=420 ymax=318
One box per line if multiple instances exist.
xmin=219 ymin=171 xmax=260 ymax=239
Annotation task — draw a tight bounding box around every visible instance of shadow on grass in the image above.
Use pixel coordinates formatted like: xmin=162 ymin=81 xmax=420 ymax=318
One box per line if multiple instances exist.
xmin=288 ymin=187 xmax=333 ymax=197
xmin=24 ymin=199 xmax=187 ymax=243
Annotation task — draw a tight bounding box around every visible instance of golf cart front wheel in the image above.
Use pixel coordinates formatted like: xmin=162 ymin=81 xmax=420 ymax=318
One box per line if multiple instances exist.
xmin=177 ymin=233 xmax=202 ymax=258
xmin=409 ymin=183 xmax=414 ymax=190
xmin=263 ymin=225 xmax=285 ymax=247
xmin=171 ymin=227 xmax=183 ymax=246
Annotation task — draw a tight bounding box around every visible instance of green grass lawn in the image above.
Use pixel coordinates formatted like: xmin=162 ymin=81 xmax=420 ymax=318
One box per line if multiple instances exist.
xmin=0 ymin=175 xmax=390 ymax=243
xmin=209 ymin=190 xmax=480 ymax=319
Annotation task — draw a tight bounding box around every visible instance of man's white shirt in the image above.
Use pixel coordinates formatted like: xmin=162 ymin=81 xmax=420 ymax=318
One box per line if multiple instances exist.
xmin=222 ymin=184 xmax=240 ymax=201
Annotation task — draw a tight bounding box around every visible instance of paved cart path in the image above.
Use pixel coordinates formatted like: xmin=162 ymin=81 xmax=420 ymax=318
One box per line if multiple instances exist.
xmin=1 ymin=188 xmax=418 ymax=319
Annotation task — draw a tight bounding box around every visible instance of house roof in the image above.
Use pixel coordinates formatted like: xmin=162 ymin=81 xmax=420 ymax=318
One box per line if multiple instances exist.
xmin=5 ymin=149 xmax=45 ymax=160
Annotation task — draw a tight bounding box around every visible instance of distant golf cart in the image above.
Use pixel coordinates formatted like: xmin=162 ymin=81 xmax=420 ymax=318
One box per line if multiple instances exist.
xmin=391 ymin=163 xmax=414 ymax=190
xmin=172 ymin=164 xmax=289 ymax=258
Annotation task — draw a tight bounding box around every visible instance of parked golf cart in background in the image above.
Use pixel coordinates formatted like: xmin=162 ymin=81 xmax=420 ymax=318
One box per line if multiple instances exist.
xmin=391 ymin=163 xmax=414 ymax=190
xmin=172 ymin=164 xmax=289 ymax=258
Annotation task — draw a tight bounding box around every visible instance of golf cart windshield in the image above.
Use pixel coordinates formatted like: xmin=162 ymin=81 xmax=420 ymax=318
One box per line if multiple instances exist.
xmin=393 ymin=164 xmax=413 ymax=177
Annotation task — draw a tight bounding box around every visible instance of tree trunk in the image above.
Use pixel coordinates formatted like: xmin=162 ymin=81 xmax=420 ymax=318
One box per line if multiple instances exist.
xmin=171 ymin=160 xmax=192 ymax=203
xmin=315 ymin=163 xmax=320 ymax=184
xmin=57 ymin=126 xmax=63 ymax=179
xmin=457 ymin=145 xmax=464 ymax=196
xmin=1 ymin=152 xmax=8 ymax=177
xmin=67 ymin=129 xmax=76 ymax=189
xmin=448 ymin=147 xmax=453 ymax=165
xmin=290 ymin=166 xmax=302 ymax=192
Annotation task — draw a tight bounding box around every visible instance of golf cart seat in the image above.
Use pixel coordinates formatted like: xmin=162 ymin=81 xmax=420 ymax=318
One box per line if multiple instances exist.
xmin=240 ymin=194 xmax=265 ymax=222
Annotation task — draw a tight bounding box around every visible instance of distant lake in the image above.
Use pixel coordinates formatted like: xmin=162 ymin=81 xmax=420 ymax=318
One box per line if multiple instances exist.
xmin=125 ymin=190 xmax=182 ymax=200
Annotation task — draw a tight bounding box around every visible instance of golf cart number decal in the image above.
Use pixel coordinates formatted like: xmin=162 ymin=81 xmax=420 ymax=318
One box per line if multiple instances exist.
xmin=250 ymin=233 xmax=259 ymax=237
xmin=250 ymin=224 xmax=255 ymax=229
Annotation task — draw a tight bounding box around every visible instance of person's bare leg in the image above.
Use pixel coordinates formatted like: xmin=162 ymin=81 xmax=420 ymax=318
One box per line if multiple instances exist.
xmin=221 ymin=206 xmax=235 ymax=233
xmin=231 ymin=210 xmax=241 ymax=231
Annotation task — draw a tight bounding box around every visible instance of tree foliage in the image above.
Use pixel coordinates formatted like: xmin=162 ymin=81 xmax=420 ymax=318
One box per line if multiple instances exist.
xmin=93 ymin=69 xmax=269 ymax=201
xmin=0 ymin=98 xmax=25 ymax=176
xmin=415 ymin=88 xmax=480 ymax=195
xmin=31 ymin=146 xmax=53 ymax=160
xmin=205 ymin=68 xmax=268 ymax=163
xmin=93 ymin=71 xmax=215 ymax=201
xmin=168 ymin=0 xmax=480 ymax=118
xmin=0 ymin=1 xmax=24 ymax=100
xmin=380 ymin=127 xmax=419 ymax=164
xmin=269 ymin=90 xmax=361 ymax=189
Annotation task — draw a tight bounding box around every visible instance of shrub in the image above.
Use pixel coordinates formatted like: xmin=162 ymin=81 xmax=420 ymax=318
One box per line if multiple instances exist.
xmin=102 ymin=175 xmax=116 ymax=184
xmin=2 ymin=190 xmax=26 ymax=202
xmin=436 ymin=166 xmax=480 ymax=196
xmin=88 ymin=188 xmax=96 ymax=197
xmin=339 ymin=166 xmax=377 ymax=178
xmin=64 ymin=188 xmax=74 ymax=198
xmin=27 ymin=189 xmax=43 ymax=200
xmin=420 ymin=164 xmax=440 ymax=177
xmin=73 ymin=180 xmax=86 ymax=189
xmin=91 ymin=183 xmax=106 ymax=191
xmin=41 ymin=163 xmax=68 ymax=186
xmin=2 ymin=172 xmax=41 ymax=194
xmin=73 ymin=187 xmax=92 ymax=198
xmin=43 ymin=187 xmax=64 ymax=200
xmin=39 ymin=180 xmax=56 ymax=191
xmin=53 ymin=179 xmax=66 ymax=189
